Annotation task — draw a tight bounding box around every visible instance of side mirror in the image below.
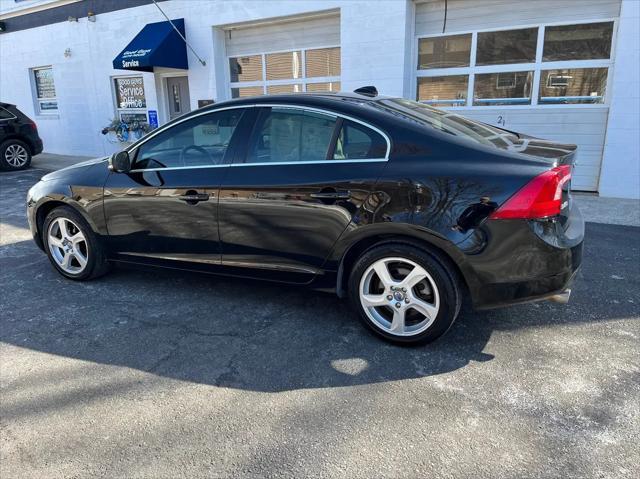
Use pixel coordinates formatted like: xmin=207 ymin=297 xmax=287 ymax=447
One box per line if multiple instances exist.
xmin=109 ymin=150 xmax=131 ymax=173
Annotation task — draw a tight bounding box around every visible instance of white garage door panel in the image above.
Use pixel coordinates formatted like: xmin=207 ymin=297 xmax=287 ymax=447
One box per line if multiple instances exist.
xmin=226 ymin=14 xmax=340 ymax=56
xmin=455 ymin=108 xmax=608 ymax=191
xmin=415 ymin=0 xmax=621 ymax=36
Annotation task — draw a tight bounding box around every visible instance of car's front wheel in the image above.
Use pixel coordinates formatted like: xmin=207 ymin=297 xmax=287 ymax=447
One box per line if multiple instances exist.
xmin=43 ymin=206 xmax=110 ymax=280
xmin=0 ymin=139 xmax=31 ymax=171
xmin=349 ymin=243 xmax=461 ymax=345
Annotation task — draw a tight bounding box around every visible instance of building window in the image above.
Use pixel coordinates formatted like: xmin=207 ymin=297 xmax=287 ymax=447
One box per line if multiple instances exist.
xmin=417 ymin=75 xmax=468 ymax=107
xmin=32 ymin=66 xmax=57 ymax=114
xmin=229 ymin=55 xmax=263 ymax=82
xmin=305 ymin=47 xmax=341 ymax=78
xmin=543 ymin=22 xmax=614 ymax=62
xmin=539 ymin=68 xmax=608 ymax=104
xmin=474 ymin=71 xmax=533 ymax=106
xmin=229 ymin=46 xmax=341 ymax=98
xmin=113 ymin=76 xmax=147 ymax=124
xmin=476 ymin=28 xmax=538 ymax=66
xmin=418 ymin=34 xmax=471 ymax=69
xmin=416 ymin=21 xmax=615 ymax=108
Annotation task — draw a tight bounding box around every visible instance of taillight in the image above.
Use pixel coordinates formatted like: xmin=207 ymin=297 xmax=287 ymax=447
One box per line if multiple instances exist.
xmin=489 ymin=165 xmax=571 ymax=220
xmin=29 ymin=119 xmax=38 ymax=132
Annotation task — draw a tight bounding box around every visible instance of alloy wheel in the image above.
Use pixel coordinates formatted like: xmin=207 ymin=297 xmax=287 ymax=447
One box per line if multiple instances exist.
xmin=5 ymin=144 xmax=29 ymax=167
xmin=47 ymin=218 xmax=89 ymax=274
xmin=359 ymin=257 xmax=440 ymax=337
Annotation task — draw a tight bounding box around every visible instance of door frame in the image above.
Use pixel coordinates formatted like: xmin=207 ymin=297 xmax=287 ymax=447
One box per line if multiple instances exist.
xmin=155 ymin=70 xmax=192 ymax=126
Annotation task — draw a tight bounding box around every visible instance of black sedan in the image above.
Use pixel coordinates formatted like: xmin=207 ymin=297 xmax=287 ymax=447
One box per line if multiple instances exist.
xmin=26 ymin=90 xmax=583 ymax=344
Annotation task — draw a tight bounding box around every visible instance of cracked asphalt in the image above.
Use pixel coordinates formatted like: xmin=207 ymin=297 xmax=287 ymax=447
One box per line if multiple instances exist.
xmin=1 ymin=169 xmax=639 ymax=478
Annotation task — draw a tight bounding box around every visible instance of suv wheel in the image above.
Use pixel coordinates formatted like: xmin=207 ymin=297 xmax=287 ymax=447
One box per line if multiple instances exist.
xmin=348 ymin=243 xmax=461 ymax=345
xmin=0 ymin=139 xmax=31 ymax=171
xmin=43 ymin=206 xmax=110 ymax=280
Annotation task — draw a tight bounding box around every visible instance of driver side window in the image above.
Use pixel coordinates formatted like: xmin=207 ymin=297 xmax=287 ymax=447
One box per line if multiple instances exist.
xmin=134 ymin=108 xmax=245 ymax=169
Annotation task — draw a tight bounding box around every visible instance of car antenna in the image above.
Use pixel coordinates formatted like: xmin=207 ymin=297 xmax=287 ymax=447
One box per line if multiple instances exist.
xmin=354 ymin=86 xmax=378 ymax=97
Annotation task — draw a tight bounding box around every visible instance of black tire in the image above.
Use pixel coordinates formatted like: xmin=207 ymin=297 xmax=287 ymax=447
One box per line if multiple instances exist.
xmin=42 ymin=206 xmax=111 ymax=280
xmin=348 ymin=243 xmax=462 ymax=345
xmin=0 ymin=139 xmax=32 ymax=171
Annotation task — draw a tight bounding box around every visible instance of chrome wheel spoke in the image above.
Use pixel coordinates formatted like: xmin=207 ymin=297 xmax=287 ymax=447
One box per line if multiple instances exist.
xmin=390 ymin=308 xmax=406 ymax=334
xmin=60 ymin=252 xmax=72 ymax=269
xmin=73 ymin=250 xmax=87 ymax=268
xmin=373 ymin=260 xmax=395 ymax=288
xmin=400 ymin=264 xmax=428 ymax=289
xmin=409 ymin=296 xmax=439 ymax=321
xmin=361 ymin=293 xmax=388 ymax=307
xmin=49 ymin=236 xmax=64 ymax=248
xmin=57 ymin=219 xmax=70 ymax=239
xmin=70 ymin=232 xmax=84 ymax=245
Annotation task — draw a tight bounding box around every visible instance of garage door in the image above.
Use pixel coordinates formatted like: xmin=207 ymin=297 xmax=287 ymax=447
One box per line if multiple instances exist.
xmin=414 ymin=0 xmax=622 ymax=191
xmin=225 ymin=13 xmax=341 ymax=99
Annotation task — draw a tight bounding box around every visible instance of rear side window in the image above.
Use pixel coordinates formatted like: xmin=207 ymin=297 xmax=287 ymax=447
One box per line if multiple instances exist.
xmin=0 ymin=107 xmax=15 ymax=120
xmin=333 ymin=120 xmax=387 ymax=160
xmin=247 ymin=108 xmax=337 ymax=164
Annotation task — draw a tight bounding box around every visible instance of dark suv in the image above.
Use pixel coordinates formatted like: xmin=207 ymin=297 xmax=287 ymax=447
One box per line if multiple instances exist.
xmin=0 ymin=102 xmax=43 ymax=171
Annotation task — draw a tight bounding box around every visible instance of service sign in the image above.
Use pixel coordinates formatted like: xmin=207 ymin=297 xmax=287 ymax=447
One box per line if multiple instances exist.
xmin=114 ymin=77 xmax=146 ymax=109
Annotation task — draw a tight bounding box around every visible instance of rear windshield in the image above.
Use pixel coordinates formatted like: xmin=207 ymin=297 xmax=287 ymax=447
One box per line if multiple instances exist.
xmin=374 ymin=98 xmax=520 ymax=150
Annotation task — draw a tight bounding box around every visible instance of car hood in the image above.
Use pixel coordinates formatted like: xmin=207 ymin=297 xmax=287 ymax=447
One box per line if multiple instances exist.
xmin=41 ymin=157 xmax=109 ymax=181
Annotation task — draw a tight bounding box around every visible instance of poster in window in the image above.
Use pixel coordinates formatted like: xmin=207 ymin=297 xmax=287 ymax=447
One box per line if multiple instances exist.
xmin=34 ymin=68 xmax=56 ymax=99
xmin=114 ymin=77 xmax=146 ymax=109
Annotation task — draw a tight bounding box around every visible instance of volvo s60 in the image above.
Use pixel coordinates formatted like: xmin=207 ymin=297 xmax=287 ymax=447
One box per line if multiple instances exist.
xmin=27 ymin=89 xmax=583 ymax=344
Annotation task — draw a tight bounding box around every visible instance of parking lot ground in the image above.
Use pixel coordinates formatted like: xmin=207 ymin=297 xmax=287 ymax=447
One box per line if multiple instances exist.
xmin=1 ymin=169 xmax=639 ymax=479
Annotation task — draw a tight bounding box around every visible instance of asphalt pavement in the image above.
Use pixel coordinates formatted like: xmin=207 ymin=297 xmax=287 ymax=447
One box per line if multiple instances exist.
xmin=1 ymin=168 xmax=639 ymax=478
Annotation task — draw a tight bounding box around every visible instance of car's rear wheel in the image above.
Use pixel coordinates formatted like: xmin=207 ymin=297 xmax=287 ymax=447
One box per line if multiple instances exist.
xmin=0 ymin=139 xmax=31 ymax=171
xmin=43 ymin=206 xmax=110 ymax=280
xmin=348 ymin=243 xmax=461 ymax=345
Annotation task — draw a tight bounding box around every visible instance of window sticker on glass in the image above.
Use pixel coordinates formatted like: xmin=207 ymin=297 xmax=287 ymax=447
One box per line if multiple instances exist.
xmin=114 ymin=77 xmax=146 ymax=109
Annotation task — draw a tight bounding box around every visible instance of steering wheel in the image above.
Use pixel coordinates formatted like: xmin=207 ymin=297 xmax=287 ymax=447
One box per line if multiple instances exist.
xmin=180 ymin=145 xmax=212 ymax=166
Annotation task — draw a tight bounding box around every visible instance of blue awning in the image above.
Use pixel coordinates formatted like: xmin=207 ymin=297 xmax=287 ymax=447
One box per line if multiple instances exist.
xmin=113 ymin=19 xmax=188 ymax=72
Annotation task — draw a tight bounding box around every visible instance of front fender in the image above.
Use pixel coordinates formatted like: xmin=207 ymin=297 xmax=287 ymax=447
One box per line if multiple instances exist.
xmin=27 ymin=178 xmax=107 ymax=250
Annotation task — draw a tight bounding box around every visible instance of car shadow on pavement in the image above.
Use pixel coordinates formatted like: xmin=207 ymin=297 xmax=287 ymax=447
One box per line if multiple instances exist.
xmin=1 ymin=222 xmax=638 ymax=394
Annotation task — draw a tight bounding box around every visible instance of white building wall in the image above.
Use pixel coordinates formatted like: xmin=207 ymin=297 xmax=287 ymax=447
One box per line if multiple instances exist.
xmin=599 ymin=0 xmax=640 ymax=199
xmin=0 ymin=0 xmax=413 ymax=156
xmin=0 ymin=0 xmax=637 ymax=198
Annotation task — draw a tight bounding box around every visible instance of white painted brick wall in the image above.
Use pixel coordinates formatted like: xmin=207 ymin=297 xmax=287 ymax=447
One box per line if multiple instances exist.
xmin=0 ymin=0 xmax=637 ymax=199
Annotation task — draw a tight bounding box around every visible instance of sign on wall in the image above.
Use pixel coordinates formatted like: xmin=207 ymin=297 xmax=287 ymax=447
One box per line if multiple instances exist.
xmin=114 ymin=77 xmax=146 ymax=109
xmin=148 ymin=110 xmax=158 ymax=128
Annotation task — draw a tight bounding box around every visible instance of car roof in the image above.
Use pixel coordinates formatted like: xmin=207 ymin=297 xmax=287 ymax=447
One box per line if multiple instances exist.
xmin=198 ymin=91 xmax=393 ymax=113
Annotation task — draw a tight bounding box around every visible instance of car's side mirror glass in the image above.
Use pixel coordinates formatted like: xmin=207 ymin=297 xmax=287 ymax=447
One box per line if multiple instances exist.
xmin=109 ymin=150 xmax=131 ymax=173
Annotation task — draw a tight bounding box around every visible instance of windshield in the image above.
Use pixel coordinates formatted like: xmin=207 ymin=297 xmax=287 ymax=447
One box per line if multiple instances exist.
xmin=375 ymin=98 xmax=521 ymax=151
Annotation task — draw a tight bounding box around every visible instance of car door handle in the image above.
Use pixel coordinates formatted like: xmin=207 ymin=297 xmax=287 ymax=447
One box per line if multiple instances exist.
xmin=310 ymin=190 xmax=351 ymax=200
xmin=179 ymin=192 xmax=210 ymax=204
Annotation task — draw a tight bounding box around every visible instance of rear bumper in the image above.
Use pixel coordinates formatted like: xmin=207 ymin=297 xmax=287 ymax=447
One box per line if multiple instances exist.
xmin=31 ymin=137 xmax=44 ymax=156
xmin=460 ymin=202 xmax=584 ymax=309
xmin=474 ymin=255 xmax=581 ymax=309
